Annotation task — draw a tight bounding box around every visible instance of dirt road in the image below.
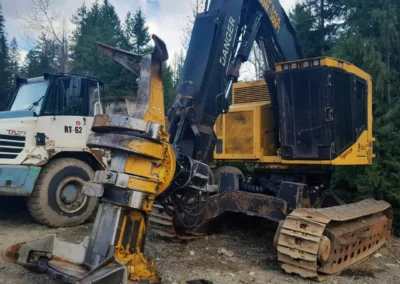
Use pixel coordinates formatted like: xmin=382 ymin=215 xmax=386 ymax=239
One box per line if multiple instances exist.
xmin=0 ymin=197 xmax=399 ymax=284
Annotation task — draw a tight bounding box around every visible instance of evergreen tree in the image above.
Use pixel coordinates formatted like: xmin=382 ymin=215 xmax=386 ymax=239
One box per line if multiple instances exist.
xmin=163 ymin=49 xmax=186 ymax=112
xmin=22 ymin=34 xmax=58 ymax=78
xmin=331 ymin=0 xmax=400 ymax=235
xmin=71 ymin=1 xmax=135 ymax=97
xmin=22 ymin=50 xmax=41 ymax=78
xmin=163 ymin=63 xmax=177 ymax=111
xmin=290 ymin=0 xmax=345 ymax=56
xmin=289 ymin=3 xmax=320 ymax=58
xmin=172 ymin=49 xmax=185 ymax=86
xmin=0 ymin=3 xmax=9 ymax=93
xmin=125 ymin=9 xmax=151 ymax=53
xmin=37 ymin=33 xmax=58 ymax=73
xmin=8 ymin=38 xmax=19 ymax=85
xmin=182 ymin=0 xmax=205 ymax=51
xmin=19 ymin=0 xmax=70 ymax=73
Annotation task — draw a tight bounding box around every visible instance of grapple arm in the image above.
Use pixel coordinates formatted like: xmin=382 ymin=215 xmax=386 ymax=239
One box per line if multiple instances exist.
xmin=5 ymin=36 xmax=209 ymax=284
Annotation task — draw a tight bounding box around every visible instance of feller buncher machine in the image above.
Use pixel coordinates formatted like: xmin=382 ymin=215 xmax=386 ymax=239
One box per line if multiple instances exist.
xmin=5 ymin=0 xmax=392 ymax=283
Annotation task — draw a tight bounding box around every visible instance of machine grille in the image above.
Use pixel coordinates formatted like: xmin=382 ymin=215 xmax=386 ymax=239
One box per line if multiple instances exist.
xmin=355 ymin=79 xmax=367 ymax=133
xmin=233 ymin=81 xmax=270 ymax=105
xmin=0 ymin=134 xmax=25 ymax=159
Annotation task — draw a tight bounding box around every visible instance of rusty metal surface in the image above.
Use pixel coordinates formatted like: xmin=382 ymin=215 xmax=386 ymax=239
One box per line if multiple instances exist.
xmin=276 ymin=199 xmax=392 ymax=281
xmin=205 ymin=190 xmax=288 ymax=222
xmin=320 ymin=215 xmax=388 ymax=275
xmin=36 ymin=256 xmax=131 ymax=284
xmin=151 ymin=35 xmax=169 ymax=62
xmin=47 ymin=258 xmax=88 ymax=280
xmin=92 ymin=114 xmax=150 ymax=133
xmin=3 ymin=243 xmax=23 ymax=264
xmin=97 ymin=43 xmax=142 ymax=75
xmin=135 ymin=54 xmax=153 ymax=121
xmin=149 ymin=204 xmax=204 ymax=242
xmin=149 ymin=191 xmax=290 ymax=242
xmin=149 ymin=204 xmax=179 ymax=240
xmin=5 ymin=37 xmax=171 ymax=284
xmin=293 ymin=199 xmax=391 ymax=221
xmin=87 ymin=133 xmax=165 ymax=159
xmin=97 ymin=35 xmax=168 ymax=125
xmin=89 ymin=149 xmax=107 ymax=168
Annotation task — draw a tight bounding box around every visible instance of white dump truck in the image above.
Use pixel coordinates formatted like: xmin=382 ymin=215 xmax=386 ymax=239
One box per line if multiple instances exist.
xmin=0 ymin=73 xmax=107 ymax=227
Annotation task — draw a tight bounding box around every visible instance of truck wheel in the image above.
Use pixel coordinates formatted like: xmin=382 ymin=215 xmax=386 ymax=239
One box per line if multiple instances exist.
xmin=27 ymin=158 xmax=98 ymax=227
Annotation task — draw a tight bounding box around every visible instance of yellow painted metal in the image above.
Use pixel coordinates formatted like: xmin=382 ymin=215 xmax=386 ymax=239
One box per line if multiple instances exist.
xmin=122 ymin=146 xmax=176 ymax=196
xmin=321 ymin=57 xmax=371 ymax=82
xmin=125 ymin=139 xmax=166 ymax=159
xmin=155 ymin=145 xmax=176 ymax=196
xmin=276 ymin=56 xmax=370 ymax=80
xmin=215 ymin=80 xmax=274 ymax=161
xmin=108 ymin=44 xmax=175 ymax=282
xmin=125 ymin=154 xmax=164 ymax=181
xmin=215 ymin=103 xmax=264 ymax=160
xmin=126 ymin=176 xmax=159 ymax=195
xmin=215 ymin=58 xmax=374 ymax=167
xmin=214 ymin=80 xmax=279 ymax=163
xmin=257 ymin=0 xmax=282 ymax=33
xmin=232 ymin=79 xmax=270 ymax=105
xmin=114 ymin=209 xmax=161 ymax=282
xmin=142 ymin=62 xmax=168 ymax=129
xmin=120 ymin=55 xmax=176 ymax=196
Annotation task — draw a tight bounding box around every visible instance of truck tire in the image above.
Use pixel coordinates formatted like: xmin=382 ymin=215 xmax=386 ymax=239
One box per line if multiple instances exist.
xmin=27 ymin=158 xmax=98 ymax=227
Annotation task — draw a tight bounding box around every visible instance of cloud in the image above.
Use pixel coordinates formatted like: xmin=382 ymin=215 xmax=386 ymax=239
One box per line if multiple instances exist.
xmin=140 ymin=0 xmax=297 ymax=59
xmin=2 ymin=0 xmax=297 ymax=65
xmin=3 ymin=0 xmax=97 ymax=49
xmin=280 ymin=0 xmax=297 ymax=11
xmin=110 ymin=0 xmax=192 ymax=58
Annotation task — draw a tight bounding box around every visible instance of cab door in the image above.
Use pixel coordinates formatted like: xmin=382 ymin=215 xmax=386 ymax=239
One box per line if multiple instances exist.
xmin=38 ymin=77 xmax=89 ymax=150
xmin=86 ymin=79 xmax=103 ymax=136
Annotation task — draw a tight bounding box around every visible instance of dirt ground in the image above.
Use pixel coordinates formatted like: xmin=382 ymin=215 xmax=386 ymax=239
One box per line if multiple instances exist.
xmin=0 ymin=197 xmax=399 ymax=284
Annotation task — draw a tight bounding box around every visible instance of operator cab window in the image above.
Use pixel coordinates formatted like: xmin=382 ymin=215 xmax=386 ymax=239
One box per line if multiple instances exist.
xmin=10 ymin=81 xmax=49 ymax=115
xmin=59 ymin=77 xmax=83 ymax=116
xmin=43 ymin=77 xmax=88 ymax=116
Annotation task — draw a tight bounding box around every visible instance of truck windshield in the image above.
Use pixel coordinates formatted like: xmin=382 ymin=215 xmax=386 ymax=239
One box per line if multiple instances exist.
xmin=10 ymin=81 xmax=49 ymax=115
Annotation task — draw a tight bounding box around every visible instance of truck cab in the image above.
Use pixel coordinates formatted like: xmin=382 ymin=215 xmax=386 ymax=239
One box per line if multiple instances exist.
xmin=0 ymin=73 xmax=105 ymax=227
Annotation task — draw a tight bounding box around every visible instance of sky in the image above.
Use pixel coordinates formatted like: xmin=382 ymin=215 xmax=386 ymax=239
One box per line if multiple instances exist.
xmin=2 ymin=0 xmax=298 ymax=64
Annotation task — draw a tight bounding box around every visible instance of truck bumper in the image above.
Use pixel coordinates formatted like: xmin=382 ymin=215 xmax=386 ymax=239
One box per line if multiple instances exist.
xmin=0 ymin=166 xmax=41 ymax=196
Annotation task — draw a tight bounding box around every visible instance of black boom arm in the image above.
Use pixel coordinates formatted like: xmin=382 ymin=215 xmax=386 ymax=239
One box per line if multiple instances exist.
xmin=167 ymin=0 xmax=302 ymax=165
